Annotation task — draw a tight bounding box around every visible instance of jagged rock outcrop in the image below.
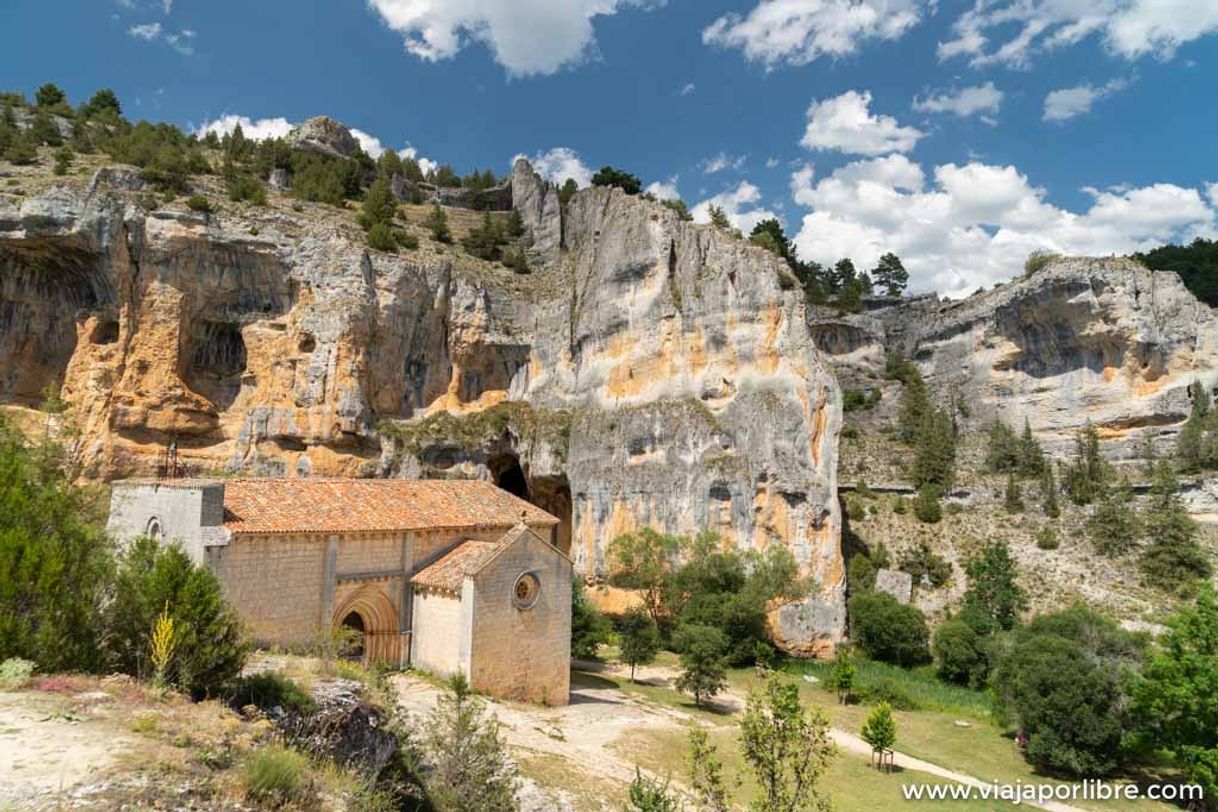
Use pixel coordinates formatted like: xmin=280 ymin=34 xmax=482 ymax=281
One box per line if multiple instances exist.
xmin=816 ymin=257 xmax=1218 ymax=459
xmin=286 ymin=116 xmax=361 ymax=159
xmin=0 ymin=157 xmax=846 ymax=654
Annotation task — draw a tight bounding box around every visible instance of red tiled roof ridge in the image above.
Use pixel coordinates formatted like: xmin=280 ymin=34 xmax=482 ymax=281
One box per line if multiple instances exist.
xmin=205 ymin=478 xmax=557 ymax=535
xmin=411 ymin=539 xmax=501 ymax=594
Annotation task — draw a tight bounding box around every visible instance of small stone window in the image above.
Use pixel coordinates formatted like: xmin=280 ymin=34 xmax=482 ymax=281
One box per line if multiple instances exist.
xmin=512 ymin=572 xmax=540 ymax=610
xmin=145 ymin=517 xmax=163 ymax=541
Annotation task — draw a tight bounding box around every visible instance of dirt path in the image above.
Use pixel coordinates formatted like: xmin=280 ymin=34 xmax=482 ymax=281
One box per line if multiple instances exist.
xmin=392 ymin=664 xmax=1088 ymax=812
xmin=0 ymin=690 xmax=134 ymax=808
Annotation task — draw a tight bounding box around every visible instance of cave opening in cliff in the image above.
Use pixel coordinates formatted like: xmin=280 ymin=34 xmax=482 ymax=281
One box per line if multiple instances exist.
xmin=490 ymin=453 xmax=530 ymax=501
xmin=531 ymin=474 xmax=573 ymax=555
xmin=92 ymin=320 xmax=120 ymax=345
xmin=186 ymin=321 xmax=247 ymax=409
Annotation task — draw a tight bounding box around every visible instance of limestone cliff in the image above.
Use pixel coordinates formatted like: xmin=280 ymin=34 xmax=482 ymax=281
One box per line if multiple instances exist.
xmin=818 ymin=257 xmax=1218 ymax=461
xmin=0 ymin=154 xmax=844 ymax=654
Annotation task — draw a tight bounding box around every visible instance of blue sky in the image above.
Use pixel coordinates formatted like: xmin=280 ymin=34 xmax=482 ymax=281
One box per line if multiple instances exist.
xmin=3 ymin=0 xmax=1217 ymax=295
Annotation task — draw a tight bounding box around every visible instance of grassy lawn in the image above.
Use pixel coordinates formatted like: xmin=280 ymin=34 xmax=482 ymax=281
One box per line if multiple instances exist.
xmin=615 ymin=725 xmax=1020 ymax=811
xmin=727 ymin=667 xmax=1179 ymax=812
xmin=578 ymin=655 xmax=1181 ymax=812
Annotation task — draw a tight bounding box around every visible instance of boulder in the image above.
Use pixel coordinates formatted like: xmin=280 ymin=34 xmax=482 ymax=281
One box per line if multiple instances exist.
xmin=874 ymin=568 xmax=914 ymax=603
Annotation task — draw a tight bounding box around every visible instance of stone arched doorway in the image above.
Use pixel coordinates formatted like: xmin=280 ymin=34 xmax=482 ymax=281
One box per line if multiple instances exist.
xmin=331 ymin=585 xmax=401 ymax=666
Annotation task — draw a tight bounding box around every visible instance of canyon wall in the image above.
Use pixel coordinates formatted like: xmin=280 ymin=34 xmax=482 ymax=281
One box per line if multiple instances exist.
xmin=0 ymin=159 xmax=845 ymax=654
xmin=816 ymin=256 xmax=1218 ymax=461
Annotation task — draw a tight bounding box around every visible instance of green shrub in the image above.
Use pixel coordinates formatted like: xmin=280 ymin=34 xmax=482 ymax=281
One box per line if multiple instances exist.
xmin=0 ymin=657 xmax=36 ymax=690
xmin=847 ymin=554 xmax=877 ymax=595
xmin=106 ymin=537 xmax=249 ymax=698
xmin=52 ymin=146 xmax=73 ymax=176
xmin=243 ymin=746 xmax=313 ymax=805
xmin=396 ymin=231 xmax=419 ymax=250
xmin=571 ymin=579 xmax=611 ymax=659
xmin=185 ymin=195 xmax=213 ymax=214
xmin=503 ymin=246 xmax=530 ymax=274
xmin=848 ymin=591 xmax=930 ymax=668
xmin=912 ymin=485 xmax=941 ymax=524
xmin=226 ymin=172 xmax=266 ymax=204
xmin=843 ymin=494 xmax=866 ymax=521
xmin=1036 ymin=526 xmax=1060 ymax=550
xmin=1024 ymin=250 xmax=1061 ymax=276
xmin=660 ymin=198 xmax=692 ymax=221
xmin=423 ymin=204 xmax=451 ymax=243
xmin=227 ymin=672 xmax=314 ymax=715
xmin=856 ymin=677 xmax=919 ymax=711
xmin=291 ymin=151 xmax=362 ymax=205
xmin=366 ymin=222 xmax=399 ymax=252
xmin=932 ymin=620 xmax=988 ymax=687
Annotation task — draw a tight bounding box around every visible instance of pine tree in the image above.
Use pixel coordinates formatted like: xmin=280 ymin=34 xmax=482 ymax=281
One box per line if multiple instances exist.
xmin=1040 ymin=464 xmax=1061 ymax=518
xmin=358 ymin=174 xmax=398 ymax=232
xmin=962 ymin=542 xmax=1027 ymax=635
xmin=1140 ymin=461 xmax=1212 ymax=592
xmin=1176 ymin=380 xmax=1216 ymax=472
xmin=707 ymin=204 xmax=731 ymax=230
xmin=424 ymin=203 xmax=452 ymax=243
xmin=985 ymin=420 xmax=1019 ymax=473
xmin=1017 ymin=419 xmax=1046 ymax=476
xmin=423 ymin=675 xmax=518 ymax=812
xmin=896 ymin=365 xmax=930 ymax=444
xmin=912 ymin=407 xmax=956 ymax=492
xmin=1086 ymin=476 xmax=1141 ymax=557
xmin=1004 ymin=472 xmax=1024 ymax=514
xmin=871 ymin=252 xmax=909 ymax=297
xmin=1064 ymin=422 xmax=1109 ymax=505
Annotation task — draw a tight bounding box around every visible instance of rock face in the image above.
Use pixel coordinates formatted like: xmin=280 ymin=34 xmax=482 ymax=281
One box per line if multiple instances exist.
xmin=0 ymin=161 xmax=845 ymax=655
xmin=817 ymin=257 xmax=1218 ymax=459
xmin=286 ymin=116 xmax=361 ymax=159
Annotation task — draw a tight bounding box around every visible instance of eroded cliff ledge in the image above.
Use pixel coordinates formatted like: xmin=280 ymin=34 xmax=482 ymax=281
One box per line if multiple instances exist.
xmin=0 ymin=158 xmax=845 ymax=655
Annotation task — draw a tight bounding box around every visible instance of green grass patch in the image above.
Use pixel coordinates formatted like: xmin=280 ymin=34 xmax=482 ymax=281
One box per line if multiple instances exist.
xmin=777 ymin=657 xmax=993 ymax=719
xmin=242 ymin=746 xmax=313 ymax=806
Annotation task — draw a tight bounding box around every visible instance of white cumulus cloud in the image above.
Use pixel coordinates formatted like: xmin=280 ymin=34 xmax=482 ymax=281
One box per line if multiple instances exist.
xmin=940 ymin=0 xmax=1218 ymax=67
xmin=128 ymin=22 xmax=162 ymax=40
xmin=366 ymin=0 xmax=661 ymax=77
xmin=196 ymin=115 xmax=294 ymax=141
xmin=517 ymin=147 xmax=594 ymax=187
xmin=1043 ymin=78 xmax=1128 ymax=121
xmin=912 ymin=82 xmax=1004 ymax=118
xmin=703 ymin=0 xmax=925 ymax=68
xmin=789 ymin=154 xmax=1216 ymax=297
xmin=801 ymin=90 xmax=924 ymax=156
xmin=692 ymin=181 xmax=778 ymax=234
xmin=645 ymin=177 xmax=681 ymax=200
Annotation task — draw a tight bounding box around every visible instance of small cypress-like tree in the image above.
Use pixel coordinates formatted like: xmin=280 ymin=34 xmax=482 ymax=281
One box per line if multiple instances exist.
xmin=1004 ymin=472 xmax=1024 ymax=514
xmin=1040 ymin=464 xmax=1061 ymax=518
xmin=913 ymin=484 xmax=942 ymax=524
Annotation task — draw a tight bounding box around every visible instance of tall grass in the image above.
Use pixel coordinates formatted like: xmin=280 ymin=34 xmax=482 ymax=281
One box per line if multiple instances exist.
xmin=780 ymin=657 xmax=993 ymax=719
xmin=243 ymin=746 xmax=313 ymax=805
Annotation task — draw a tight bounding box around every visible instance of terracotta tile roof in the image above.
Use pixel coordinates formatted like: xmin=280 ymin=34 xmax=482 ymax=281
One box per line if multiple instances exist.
xmin=216 ymin=478 xmax=557 ymax=535
xmin=411 ymin=541 xmax=500 ymax=594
